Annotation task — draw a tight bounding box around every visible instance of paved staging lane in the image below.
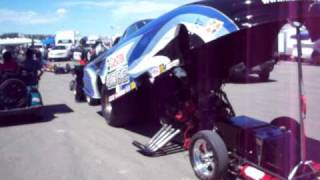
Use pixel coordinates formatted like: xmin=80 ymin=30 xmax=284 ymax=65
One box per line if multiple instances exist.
xmin=0 ymin=72 xmax=197 ymax=180
xmin=225 ymin=61 xmax=320 ymax=141
xmin=0 ymin=61 xmax=319 ymax=180
xmin=224 ymin=61 xmax=320 ymax=163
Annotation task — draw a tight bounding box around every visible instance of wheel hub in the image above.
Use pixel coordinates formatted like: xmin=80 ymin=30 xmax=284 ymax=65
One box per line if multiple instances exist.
xmin=193 ymin=139 xmax=216 ymax=178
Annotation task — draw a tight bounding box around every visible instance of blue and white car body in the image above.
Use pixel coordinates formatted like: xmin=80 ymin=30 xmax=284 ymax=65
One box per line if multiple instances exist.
xmin=83 ymin=2 xmax=239 ymax=101
xmin=82 ymin=0 xmax=320 ymax=102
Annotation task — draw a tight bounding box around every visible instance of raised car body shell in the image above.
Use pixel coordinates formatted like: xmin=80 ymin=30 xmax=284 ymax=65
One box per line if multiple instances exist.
xmin=83 ymin=1 xmax=240 ymax=99
xmin=83 ymin=0 xmax=320 ymax=101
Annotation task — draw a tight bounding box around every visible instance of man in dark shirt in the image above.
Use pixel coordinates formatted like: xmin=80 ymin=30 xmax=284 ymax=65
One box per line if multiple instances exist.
xmin=21 ymin=49 xmax=43 ymax=84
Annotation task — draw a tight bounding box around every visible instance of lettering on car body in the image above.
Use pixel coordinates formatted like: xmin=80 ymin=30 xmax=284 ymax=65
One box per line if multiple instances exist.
xmin=106 ymin=65 xmax=129 ymax=90
xmin=107 ymin=54 xmax=125 ymax=72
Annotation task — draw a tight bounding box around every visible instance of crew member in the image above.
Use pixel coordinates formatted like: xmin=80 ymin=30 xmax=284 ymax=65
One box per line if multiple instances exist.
xmin=0 ymin=51 xmax=18 ymax=72
xmin=21 ymin=49 xmax=43 ymax=83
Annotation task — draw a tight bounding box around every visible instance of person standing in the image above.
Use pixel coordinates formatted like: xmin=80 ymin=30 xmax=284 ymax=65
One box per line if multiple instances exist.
xmin=311 ymin=38 xmax=320 ymax=65
xmin=0 ymin=51 xmax=18 ymax=72
xmin=21 ymin=48 xmax=43 ymax=83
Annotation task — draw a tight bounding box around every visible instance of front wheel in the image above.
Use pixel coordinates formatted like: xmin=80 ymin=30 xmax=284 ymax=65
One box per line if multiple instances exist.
xmin=86 ymin=95 xmax=99 ymax=106
xmin=65 ymin=64 xmax=71 ymax=73
xmin=101 ymin=87 xmax=135 ymax=127
xmin=189 ymin=130 xmax=229 ymax=180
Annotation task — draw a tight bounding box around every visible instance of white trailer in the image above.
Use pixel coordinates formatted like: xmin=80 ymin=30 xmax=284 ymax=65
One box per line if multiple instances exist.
xmin=278 ymin=24 xmax=315 ymax=62
xmin=55 ymin=30 xmax=80 ymax=48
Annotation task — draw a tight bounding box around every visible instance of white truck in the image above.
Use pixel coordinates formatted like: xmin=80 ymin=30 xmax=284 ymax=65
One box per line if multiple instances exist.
xmin=55 ymin=30 xmax=79 ymax=49
xmin=86 ymin=35 xmax=100 ymax=45
xmin=277 ymin=24 xmax=320 ymax=64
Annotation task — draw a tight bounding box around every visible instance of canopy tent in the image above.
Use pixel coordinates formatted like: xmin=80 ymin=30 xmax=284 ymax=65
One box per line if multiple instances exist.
xmin=0 ymin=37 xmax=32 ymax=46
xmin=41 ymin=37 xmax=55 ymax=46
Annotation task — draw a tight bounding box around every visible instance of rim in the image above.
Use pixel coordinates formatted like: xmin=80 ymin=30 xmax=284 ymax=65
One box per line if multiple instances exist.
xmin=86 ymin=96 xmax=91 ymax=103
xmin=103 ymin=96 xmax=112 ymax=116
xmin=192 ymin=139 xmax=216 ymax=179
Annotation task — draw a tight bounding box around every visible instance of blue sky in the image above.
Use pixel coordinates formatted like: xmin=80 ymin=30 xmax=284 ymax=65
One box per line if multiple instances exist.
xmin=0 ymin=0 xmax=196 ymax=37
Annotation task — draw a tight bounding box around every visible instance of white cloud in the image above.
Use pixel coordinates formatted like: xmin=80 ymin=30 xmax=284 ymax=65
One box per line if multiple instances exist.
xmin=59 ymin=0 xmax=196 ymax=35
xmin=112 ymin=1 xmax=177 ymax=17
xmin=61 ymin=0 xmax=196 ymax=20
xmin=62 ymin=1 xmax=114 ymax=8
xmin=107 ymin=0 xmax=194 ymax=28
xmin=63 ymin=0 xmax=196 ymax=13
xmin=0 ymin=8 xmax=67 ymax=25
xmin=56 ymin=8 xmax=67 ymax=17
xmin=110 ymin=1 xmax=197 ymax=24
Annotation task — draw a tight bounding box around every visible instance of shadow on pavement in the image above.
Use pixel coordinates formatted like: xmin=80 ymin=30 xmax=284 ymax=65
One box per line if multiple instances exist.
xmin=97 ymin=111 xmax=320 ymax=159
xmin=125 ymin=121 xmax=162 ymax=138
xmin=97 ymin=110 xmax=161 ymax=138
xmin=0 ymin=104 xmax=73 ymax=127
xmin=120 ymin=117 xmax=186 ymax=156
xmin=97 ymin=111 xmax=186 ymax=156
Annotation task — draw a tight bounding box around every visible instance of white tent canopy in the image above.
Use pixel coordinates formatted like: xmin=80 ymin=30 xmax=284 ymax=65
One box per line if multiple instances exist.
xmin=0 ymin=38 xmax=41 ymax=46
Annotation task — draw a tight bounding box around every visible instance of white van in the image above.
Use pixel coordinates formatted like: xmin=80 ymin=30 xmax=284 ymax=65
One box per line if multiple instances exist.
xmin=55 ymin=30 xmax=79 ymax=49
xmin=86 ymin=35 xmax=100 ymax=45
xmin=278 ymin=24 xmax=319 ymax=63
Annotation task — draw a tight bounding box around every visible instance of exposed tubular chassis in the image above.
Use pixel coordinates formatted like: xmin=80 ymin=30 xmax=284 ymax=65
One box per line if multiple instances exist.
xmin=133 ymin=1 xmax=320 ymax=179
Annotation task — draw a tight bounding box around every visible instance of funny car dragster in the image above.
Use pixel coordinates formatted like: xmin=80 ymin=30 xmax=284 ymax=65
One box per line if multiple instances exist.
xmin=80 ymin=0 xmax=320 ymax=179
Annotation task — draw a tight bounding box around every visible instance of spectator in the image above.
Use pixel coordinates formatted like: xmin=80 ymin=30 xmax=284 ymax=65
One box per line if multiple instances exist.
xmin=314 ymin=38 xmax=320 ymax=53
xmin=87 ymin=46 xmax=97 ymax=62
xmin=79 ymin=51 xmax=88 ymax=66
xmin=312 ymin=38 xmax=320 ymax=64
xmin=0 ymin=51 xmax=18 ymax=72
xmin=95 ymin=41 xmax=105 ymax=56
xmin=43 ymin=46 xmax=49 ymax=60
xmin=35 ymin=50 xmax=44 ymax=66
xmin=21 ymin=48 xmax=43 ymax=80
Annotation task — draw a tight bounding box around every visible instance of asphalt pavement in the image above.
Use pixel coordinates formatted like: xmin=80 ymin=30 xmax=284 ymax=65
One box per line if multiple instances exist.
xmin=0 ymin=61 xmax=319 ymax=180
xmin=0 ymin=71 xmax=196 ymax=180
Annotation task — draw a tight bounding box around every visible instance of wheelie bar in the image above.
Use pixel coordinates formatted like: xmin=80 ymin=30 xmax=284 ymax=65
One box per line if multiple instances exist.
xmin=132 ymin=124 xmax=181 ymax=156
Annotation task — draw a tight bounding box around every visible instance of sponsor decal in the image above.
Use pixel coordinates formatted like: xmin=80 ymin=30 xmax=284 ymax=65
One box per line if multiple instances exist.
xmin=148 ymin=60 xmax=180 ymax=80
xmin=206 ymin=19 xmax=224 ymax=34
xmin=107 ymin=53 xmax=125 ymax=72
xmin=149 ymin=66 xmax=161 ymax=78
xmin=130 ymin=82 xmax=137 ymax=90
xmin=109 ymin=83 xmax=133 ymax=102
xmin=159 ymin=64 xmax=166 ymax=74
xmin=106 ymin=65 xmax=129 ymax=89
